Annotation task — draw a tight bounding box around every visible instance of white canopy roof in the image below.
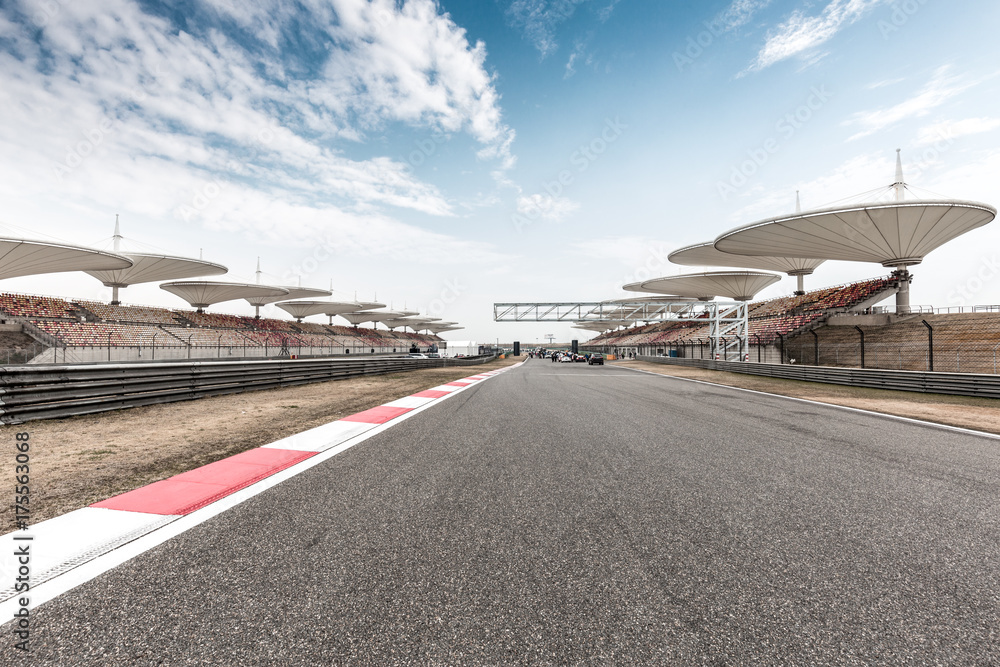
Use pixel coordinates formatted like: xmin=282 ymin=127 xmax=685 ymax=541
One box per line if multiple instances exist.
xmin=244 ymin=286 xmax=331 ymax=307
xmin=383 ymin=317 xmax=424 ymax=329
xmin=715 ymin=199 xmax=996 ymax=268
xmin=0 ymin=237 xmax=133 ymax=280
xmin=354 ymin=301 xmax=385 ymax=311
xmin=85 ymin=253 xmax=227 ymax=287
xmin=319 ymin=301 xmax=364 ymax=316
xmin=275 ymin=300 xmax=337 ymax=320
xmin=161 ymin=281 xmax=288 ymax=310
xmin=624 ymin=271 xmax=781 ymax=301
xmin=337 ymin=311 xmax=381 ymax=326
xmin=669 ymin=242 xmax=824 ymax=276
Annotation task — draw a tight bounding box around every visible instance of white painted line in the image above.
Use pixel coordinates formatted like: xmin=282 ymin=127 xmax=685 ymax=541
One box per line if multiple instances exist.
xmin=620 ymin=365 xmax=1000 ymax=441
xmin=429 ymin=384 xmax=463 ymax=392
xmin=0 ymin=508 xmax=178 ymax=601
xmin=0 ymin=363 xmax=518 ymax=619
xmin=261 ymin=420 xmax=378 ymax=452
xmin=383 ymin=396 xmax=436 ymax=409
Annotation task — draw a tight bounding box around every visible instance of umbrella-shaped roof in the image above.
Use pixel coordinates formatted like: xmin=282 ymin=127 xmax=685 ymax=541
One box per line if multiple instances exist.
xmin=624 ymin=271 xmax=781 ymax=301
xmin=161 ymin=281 xmax=288 ymax=310
xmin=274 ymin=300 xmax=337 ymax=320
xmin=714 ymin=200 xmax=995 ymax=268
xmin=354 ymin=301 xmax=386 ymax=311
xmin=319 ymin=301 xmax=364 ymax=316
xmin=85 ymin=253 xmax=226 ymax=287
xmin=669 ymin=242 xmax=824 ymax=276
xmin=0 ymin=237 xmax=133 ymax=280
xmin=245 ymin=286 xmax=331 ymax=308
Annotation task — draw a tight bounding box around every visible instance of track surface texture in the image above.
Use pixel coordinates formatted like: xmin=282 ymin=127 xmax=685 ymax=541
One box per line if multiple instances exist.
xmin=9 ymin=359 xmax=1000 ymax=665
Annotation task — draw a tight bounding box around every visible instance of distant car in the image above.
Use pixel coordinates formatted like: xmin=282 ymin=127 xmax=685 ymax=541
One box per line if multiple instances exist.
xmin=425 ymin=352 xmax=442 ymax=358
xmin=559 ymin=355 xmax=573 ymax=363
xmin=407 ymin=353 xmax=428 ymax=359
xmin=574 ymin=354 xmax=586 ymax=362
xmin=588 ymin=354 xmax=604 ymax=365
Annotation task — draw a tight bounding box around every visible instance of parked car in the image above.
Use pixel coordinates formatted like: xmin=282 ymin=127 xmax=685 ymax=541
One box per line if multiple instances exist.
xmin=425 ymin=352 xmax=442 ymax=358
xmin=573 ymin=354 xmax=587 ymax=362
xmin=407 ymin=353 xmax=428 ymax=359
xmin=559 ymin=355 xmax=573 ymax=363
xmin=588 ymin=353 xmax=604 ymax=365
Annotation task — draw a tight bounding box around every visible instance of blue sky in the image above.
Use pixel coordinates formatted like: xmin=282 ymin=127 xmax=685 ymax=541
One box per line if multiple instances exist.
xmin=1 ymin=0 xmax=999 ymax=343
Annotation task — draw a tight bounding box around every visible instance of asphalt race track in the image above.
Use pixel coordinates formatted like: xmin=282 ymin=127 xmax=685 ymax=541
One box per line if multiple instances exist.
xmin=13 ymin=360 xmax=1000 ymax=664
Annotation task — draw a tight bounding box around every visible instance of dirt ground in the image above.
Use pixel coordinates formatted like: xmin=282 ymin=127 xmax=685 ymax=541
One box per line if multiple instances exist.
xmin=617 ymin=359 xmax=1000 ymax=436
xmin=6 ymin=355 xmax=999 ymax=533
xmin=2 ymin=357 xmax=519 ymax=533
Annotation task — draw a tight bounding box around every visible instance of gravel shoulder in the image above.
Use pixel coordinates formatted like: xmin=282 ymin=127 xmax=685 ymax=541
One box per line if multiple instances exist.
xmin=1 ymin=357 xmax=518 ymax=533
xmin=617 ymin=359 xmax=1000 ymax=436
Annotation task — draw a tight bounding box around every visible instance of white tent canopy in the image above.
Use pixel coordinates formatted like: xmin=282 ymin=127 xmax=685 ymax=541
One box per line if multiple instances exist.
xmin=161 ymin=281 xmax=288 ymax=312
xmin=0 ymin=237 xmax=133 ymax=281
xmin=669 ymin=242 xmax=824 ymax=295
xmin=624 ymin=271 xmax=781 ymax=301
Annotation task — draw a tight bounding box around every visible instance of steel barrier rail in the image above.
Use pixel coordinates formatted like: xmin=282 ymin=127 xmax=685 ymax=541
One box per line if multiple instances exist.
xmin=636 ymin=356 xmax=1000 ymax=399
xmin=0 ymin=355 xmax=498 ymax=424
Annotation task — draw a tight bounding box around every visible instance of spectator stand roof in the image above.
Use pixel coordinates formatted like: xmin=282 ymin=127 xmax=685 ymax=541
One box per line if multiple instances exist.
xmin=354 ymin=301 xmax=386 ymax=311
xmin=383 ymin=316 xmax=431 ymax=331
xmin=337 ymin=311 xmax=382 ymax=327
xmin=623 ymin=271 xmax=781 ymax=301
xmin=274 ymin=300 xmax=340 ymax=322
xmin=0 ymin=237 xmax=133 ymax=281
xmin=85 ymin=217 xmax=227 ymax=303
xmin=160 ymin=281 xmax=288 ymax=312
xmin=572 ymin=320 xmax=624 ymax=333
xmin=86 ymin=254 xmax=228 ymax=304
xmin=714 ymin=151 xmax=996 ymax=310
xmin=669 ymin=242 xmax=824 ymax=296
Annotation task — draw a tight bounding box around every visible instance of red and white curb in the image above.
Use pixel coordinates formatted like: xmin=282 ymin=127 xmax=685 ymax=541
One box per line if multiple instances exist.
xmin=0 ymin=362 xmax=521 ymax=617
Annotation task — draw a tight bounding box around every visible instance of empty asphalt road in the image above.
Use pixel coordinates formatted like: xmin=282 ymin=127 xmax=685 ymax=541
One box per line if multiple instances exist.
xmin=10 ymin=359 xmax=1000 ymax=665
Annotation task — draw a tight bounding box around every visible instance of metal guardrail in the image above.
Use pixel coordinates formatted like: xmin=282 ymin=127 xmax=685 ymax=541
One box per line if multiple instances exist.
xmin=637 ymin=355 xmax=1000 ymax=399
xmin=0 ymin=355 xmax=497 ymax=424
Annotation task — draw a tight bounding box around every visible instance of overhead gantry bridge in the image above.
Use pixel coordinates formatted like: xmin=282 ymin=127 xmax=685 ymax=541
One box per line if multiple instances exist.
xmin=493 ymin=300 xmax=698 ymax=323
xmin=493 ymin=300 xmax=750 ymax=359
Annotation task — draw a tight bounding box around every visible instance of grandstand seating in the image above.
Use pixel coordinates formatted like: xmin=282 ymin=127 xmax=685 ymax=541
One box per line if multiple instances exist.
xmin=76 ymin=300 xmax=181 ymax=325
xmin=0 ymin=293 xmax=78 ymax=319
xmin=586 ymin=276 xmax=898 ymax=350
xmin=176 ymin=311 xmax=249 ymax=329
xmin=160 ymin=326 xmax=252 ymax=347
xmin=32 ymin=321 xmax=172 ymax=346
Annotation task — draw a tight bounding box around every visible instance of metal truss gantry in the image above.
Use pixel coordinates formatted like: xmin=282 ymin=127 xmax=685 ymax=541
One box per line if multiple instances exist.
xmin=493 ymin=301 xmax=697 ymax=323
xmin=495 ymin=300 xmax=749 ymax=358
xmin=710 ymin=301 xmax=748 ymax=360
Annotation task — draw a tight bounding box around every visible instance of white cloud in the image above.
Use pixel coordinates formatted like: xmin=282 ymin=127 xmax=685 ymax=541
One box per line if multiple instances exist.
xmin=0 ymin=0 xmax=517 ymax=277
xmin=844 ymin=67 xmax=977 ymax=141
xmin=717 ymin=0 xmax=773 ymax=31
xmin=564 ymin=40 xmax=590 ymax=78
xmin=916 ymin=118 xmax=1000 ymax=146
xmin=503 ymin=0 xmax=587 ymax=58
xmin=515 ymin=193 xmax=580 ymax=222
xmin=747 ymin=0 xmax=883 ymax=73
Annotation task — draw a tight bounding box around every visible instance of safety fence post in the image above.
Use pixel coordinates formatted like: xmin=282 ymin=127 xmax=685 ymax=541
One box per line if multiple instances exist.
xmin=922 ymin=319 xmax=933 ymax=371
xmin=855 ymin=325 xmax=865 ymax=369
